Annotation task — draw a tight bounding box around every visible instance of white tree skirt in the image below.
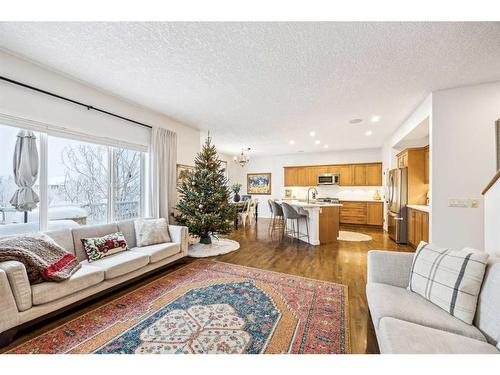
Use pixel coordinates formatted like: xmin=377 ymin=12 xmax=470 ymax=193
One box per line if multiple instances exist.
xmin=188 ymin=238 xmax=240 ymax=258
xmin=337 ymin=231 xmax=373 ymax=242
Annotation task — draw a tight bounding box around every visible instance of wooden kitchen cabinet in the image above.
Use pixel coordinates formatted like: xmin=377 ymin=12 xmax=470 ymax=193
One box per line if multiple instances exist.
xmin=284 ymin=167 xmax=297 ymax=187
xmin=352 ymin=164 xmax=366 ymax=186
xmin=351 ymin=163 xmax=382 ymax=186
xmin=284 ymin=162 xmax=382 ymax=187
xmin=366 ymin=163 xmax=382 ymax=186
xmin=340 ymin=201 xmax=367 ymax=224
xmin=296 ymin=167 xmax=308 ymax=187
xmin=397 ymin=150 xmax=408 ymax=168
xmin=339 ymin=201 xmax=383 ymax=226
xmin=366 ymin=202 xmax=384 ymax=226
xmin=407 ymin=207 xmax=429 ymax=248
xmin=338 ymin=165 xmax=353 ymax=186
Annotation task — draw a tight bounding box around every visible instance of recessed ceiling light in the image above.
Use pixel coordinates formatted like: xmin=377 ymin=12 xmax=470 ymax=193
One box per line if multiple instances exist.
xmin=289 ymin=140 xmax=295 ymax=145
xmin=371 ymin=115 xmax=381 ymax=123
xmin=323 ymin=144 xmax=329 ymax=149
xmin=349 ymin=118 xmax=363 ymax=124
xmin=309 ymin=131 xmax=316 ymax=137
xmin=365 ymin=130 xmax=373 ymax=136
xmin=315 ymin=140 xmax=321 ymax=145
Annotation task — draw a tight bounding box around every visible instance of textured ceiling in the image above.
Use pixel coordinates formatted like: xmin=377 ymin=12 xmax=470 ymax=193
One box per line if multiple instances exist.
xmin=1 ymin=22 xmax=500 ymax=156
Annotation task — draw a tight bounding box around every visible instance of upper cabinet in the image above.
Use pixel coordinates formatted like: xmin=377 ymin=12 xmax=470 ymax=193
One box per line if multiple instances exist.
xmin=283 ymin=162 xmax=382 ymax=187
xmin=352 ymin=163 xmax=382 ymax=186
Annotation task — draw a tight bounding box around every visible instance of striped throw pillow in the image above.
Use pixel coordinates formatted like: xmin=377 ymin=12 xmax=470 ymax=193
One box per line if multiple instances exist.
xmin=408 ymin=242 xmax=489 ymax=325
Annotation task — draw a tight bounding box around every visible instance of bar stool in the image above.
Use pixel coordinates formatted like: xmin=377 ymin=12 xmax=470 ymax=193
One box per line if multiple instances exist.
xmin=270 ymin=200 xmax=285 ymax=237
xmin=267 ymin=199 xmax=274 ymax=232
xmin=281 ymin=202 xmax=310 ymax=243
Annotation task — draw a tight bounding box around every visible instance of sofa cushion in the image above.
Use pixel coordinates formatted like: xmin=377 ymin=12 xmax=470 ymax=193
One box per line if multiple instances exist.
xmin=81 ymin=232 xmax=128 ymax=262
xmin=31 ymin=264 xmax=104 ymax=305
xmin=117 ymin=220 xmax=137 ymax=248
xmin=408 ymin=242 xmax=488 ymax=324
xmin=80 ymin=251 xmax=149 ymax=280
xmin=130 ymin=242 xmax=181 ymax=263
xmin=378 ymin=317 xmax=499 ymax=354
xmin=45 ymin=228 xmax=75 ymax=255
xmin=134 ymin=218 xmax=171 ymax=247
xmin=0 ymin=260 xmax=32 ymax=311
xmin=72 ymin=223 xmax=119 ymax=261
xmin=367 ymin=282 xmax=486 ymax=342
xmin=474 ymin=257 xmax=500 ymax=344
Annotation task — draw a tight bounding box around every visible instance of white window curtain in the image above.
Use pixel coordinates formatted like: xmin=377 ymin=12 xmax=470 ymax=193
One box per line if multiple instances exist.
xmin=149 ymin=127 xmax=177 ymax=221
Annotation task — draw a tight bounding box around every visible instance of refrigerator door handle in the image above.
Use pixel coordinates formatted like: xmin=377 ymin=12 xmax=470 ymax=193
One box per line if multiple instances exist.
xmin=394 ymin=217 xmax=404 ymax=221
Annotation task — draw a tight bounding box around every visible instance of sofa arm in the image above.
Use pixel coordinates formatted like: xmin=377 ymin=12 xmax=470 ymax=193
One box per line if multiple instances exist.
xmin=367 ymin=250 xmax=415 ymax=288
xmin=168 ymin=225 xmax=189 ymax=255
xmin=0 ymin=261 xmax=32 ymax=311
xmin=0 ymin=268 xmax=19 ymax=335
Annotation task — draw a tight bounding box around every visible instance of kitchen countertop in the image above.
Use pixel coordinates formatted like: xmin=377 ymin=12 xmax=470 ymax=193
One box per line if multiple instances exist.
xmin=407 ymin=204 xmax=430 ymax=213
xmin=339 ymin=198 xmax=384 ymax=203
xmin=279 ymin=200 xmax=343 ymax=208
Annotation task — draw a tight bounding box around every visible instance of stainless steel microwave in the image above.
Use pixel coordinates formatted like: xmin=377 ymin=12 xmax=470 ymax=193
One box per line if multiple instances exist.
xmin=317 ymin=173 xmax=340 ymax=185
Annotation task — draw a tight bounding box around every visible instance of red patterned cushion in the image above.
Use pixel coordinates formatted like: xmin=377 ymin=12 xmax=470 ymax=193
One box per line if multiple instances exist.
xmin=81 ymin=232 xmax=128 ymax=262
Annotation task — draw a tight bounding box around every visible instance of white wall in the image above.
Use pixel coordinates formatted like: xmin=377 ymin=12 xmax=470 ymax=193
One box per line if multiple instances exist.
xmin=228 ymin=148 xmax=383 ymax=217
xmin=484 ymin=178 xmax=500 ymax=256
xmin=0 ymin=50 xmax=200 ymax=165
xmin=431 ymin=82 xmax=500 ymax=250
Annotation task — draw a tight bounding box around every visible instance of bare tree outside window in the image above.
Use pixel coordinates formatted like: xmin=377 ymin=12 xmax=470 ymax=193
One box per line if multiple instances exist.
xmin=48 ymin=139 xmax=143 ymax=225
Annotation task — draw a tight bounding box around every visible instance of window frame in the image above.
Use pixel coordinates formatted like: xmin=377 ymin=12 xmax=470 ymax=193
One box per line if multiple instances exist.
xmin=0 ymin=114 xmax=148 ymax=232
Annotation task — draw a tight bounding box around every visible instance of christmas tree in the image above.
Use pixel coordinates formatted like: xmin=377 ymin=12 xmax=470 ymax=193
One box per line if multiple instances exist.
xmin=176 ymin=136 xmax=236 ymax=244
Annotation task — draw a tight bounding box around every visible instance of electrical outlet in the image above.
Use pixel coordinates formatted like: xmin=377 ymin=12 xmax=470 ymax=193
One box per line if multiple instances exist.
xmin=469 ymin=199 xmax=480 ymax=208
xmin=448 ymin=198 xmax=468 ymax=208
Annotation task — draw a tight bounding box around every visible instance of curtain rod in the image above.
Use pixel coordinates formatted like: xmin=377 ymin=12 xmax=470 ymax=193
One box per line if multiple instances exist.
xmin=0 ymin=75 xmax=153 ymax=130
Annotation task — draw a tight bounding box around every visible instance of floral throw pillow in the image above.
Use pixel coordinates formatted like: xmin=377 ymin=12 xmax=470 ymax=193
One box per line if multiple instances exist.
xmin=81 ymin=232 xmax=128 ymax=262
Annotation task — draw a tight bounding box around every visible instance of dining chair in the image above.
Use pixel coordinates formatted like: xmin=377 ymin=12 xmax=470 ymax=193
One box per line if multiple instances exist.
xmin=238 ymin=199 xmax=255 ymax=228
xmin=281 ymin=202 xmax=310 ymax=243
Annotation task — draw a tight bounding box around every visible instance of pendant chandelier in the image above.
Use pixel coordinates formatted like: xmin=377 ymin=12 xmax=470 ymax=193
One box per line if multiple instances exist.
xmin=233 ymin=147 xmax=251 ymax=167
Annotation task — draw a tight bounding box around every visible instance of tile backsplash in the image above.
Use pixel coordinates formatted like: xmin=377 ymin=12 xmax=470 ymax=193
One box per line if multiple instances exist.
xmin=287 ymin=185 xmax=384 ymax=201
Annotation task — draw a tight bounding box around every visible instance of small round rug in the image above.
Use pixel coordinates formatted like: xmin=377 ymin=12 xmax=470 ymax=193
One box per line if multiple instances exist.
xmin=188 ymin=238 xmax=240 ymax=258
xmin=337 ymin=231 xmax=372 ymax=242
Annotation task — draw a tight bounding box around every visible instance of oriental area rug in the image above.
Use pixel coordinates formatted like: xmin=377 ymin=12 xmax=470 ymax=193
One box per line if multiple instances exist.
xmin=8 ymin=260 xmax=350 ymax=354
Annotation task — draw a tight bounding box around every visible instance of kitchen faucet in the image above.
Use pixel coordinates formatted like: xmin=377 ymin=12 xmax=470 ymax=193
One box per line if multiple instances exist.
xmin=307 ymin=187 xmax=318 ymax=203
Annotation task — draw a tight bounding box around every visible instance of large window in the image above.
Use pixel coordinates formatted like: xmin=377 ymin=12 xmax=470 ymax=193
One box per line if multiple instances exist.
xmin=0 ymin=122 xmax=146 ymax=236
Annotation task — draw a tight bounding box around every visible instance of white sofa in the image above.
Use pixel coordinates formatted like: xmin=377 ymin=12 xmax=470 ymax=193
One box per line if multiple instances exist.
xmin=0 ymin=219 xmax=188 ymax=347
xmin=366 ymin=250 xmax=500 ymax=354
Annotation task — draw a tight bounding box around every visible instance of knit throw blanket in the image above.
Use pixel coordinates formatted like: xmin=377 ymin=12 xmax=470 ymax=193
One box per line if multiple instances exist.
xmin=0 ymin=233 xmax=81 ymax=284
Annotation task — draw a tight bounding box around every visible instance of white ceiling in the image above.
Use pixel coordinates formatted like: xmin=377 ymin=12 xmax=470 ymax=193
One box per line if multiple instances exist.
xmin=1 ymin=22 xmax=500 ymax=156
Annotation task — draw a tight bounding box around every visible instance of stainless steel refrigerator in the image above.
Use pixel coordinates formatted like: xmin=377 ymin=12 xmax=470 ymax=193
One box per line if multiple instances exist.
xmin=387 ymin=168 xmax=408 ymax=244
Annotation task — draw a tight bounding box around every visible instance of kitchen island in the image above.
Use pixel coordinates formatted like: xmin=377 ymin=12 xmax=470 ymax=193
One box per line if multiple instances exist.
xmin=279 ymin=200 xmax=342 ymax=245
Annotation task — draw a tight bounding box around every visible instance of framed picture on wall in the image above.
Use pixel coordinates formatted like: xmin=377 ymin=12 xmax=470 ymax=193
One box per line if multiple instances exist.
xmin=247 ymin=173 xmax=272 ymax=195
xmin=177 ymin=164 xmax=195 ymax=186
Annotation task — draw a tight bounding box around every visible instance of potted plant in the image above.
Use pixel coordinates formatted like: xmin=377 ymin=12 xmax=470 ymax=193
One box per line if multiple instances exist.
xmin=231 ymin=183 xmax=242 ymax=202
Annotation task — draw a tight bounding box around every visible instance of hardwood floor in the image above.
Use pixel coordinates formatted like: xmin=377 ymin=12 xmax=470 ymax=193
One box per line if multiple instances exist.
xmin=1 ymin=219 xmax=412 ymax=354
